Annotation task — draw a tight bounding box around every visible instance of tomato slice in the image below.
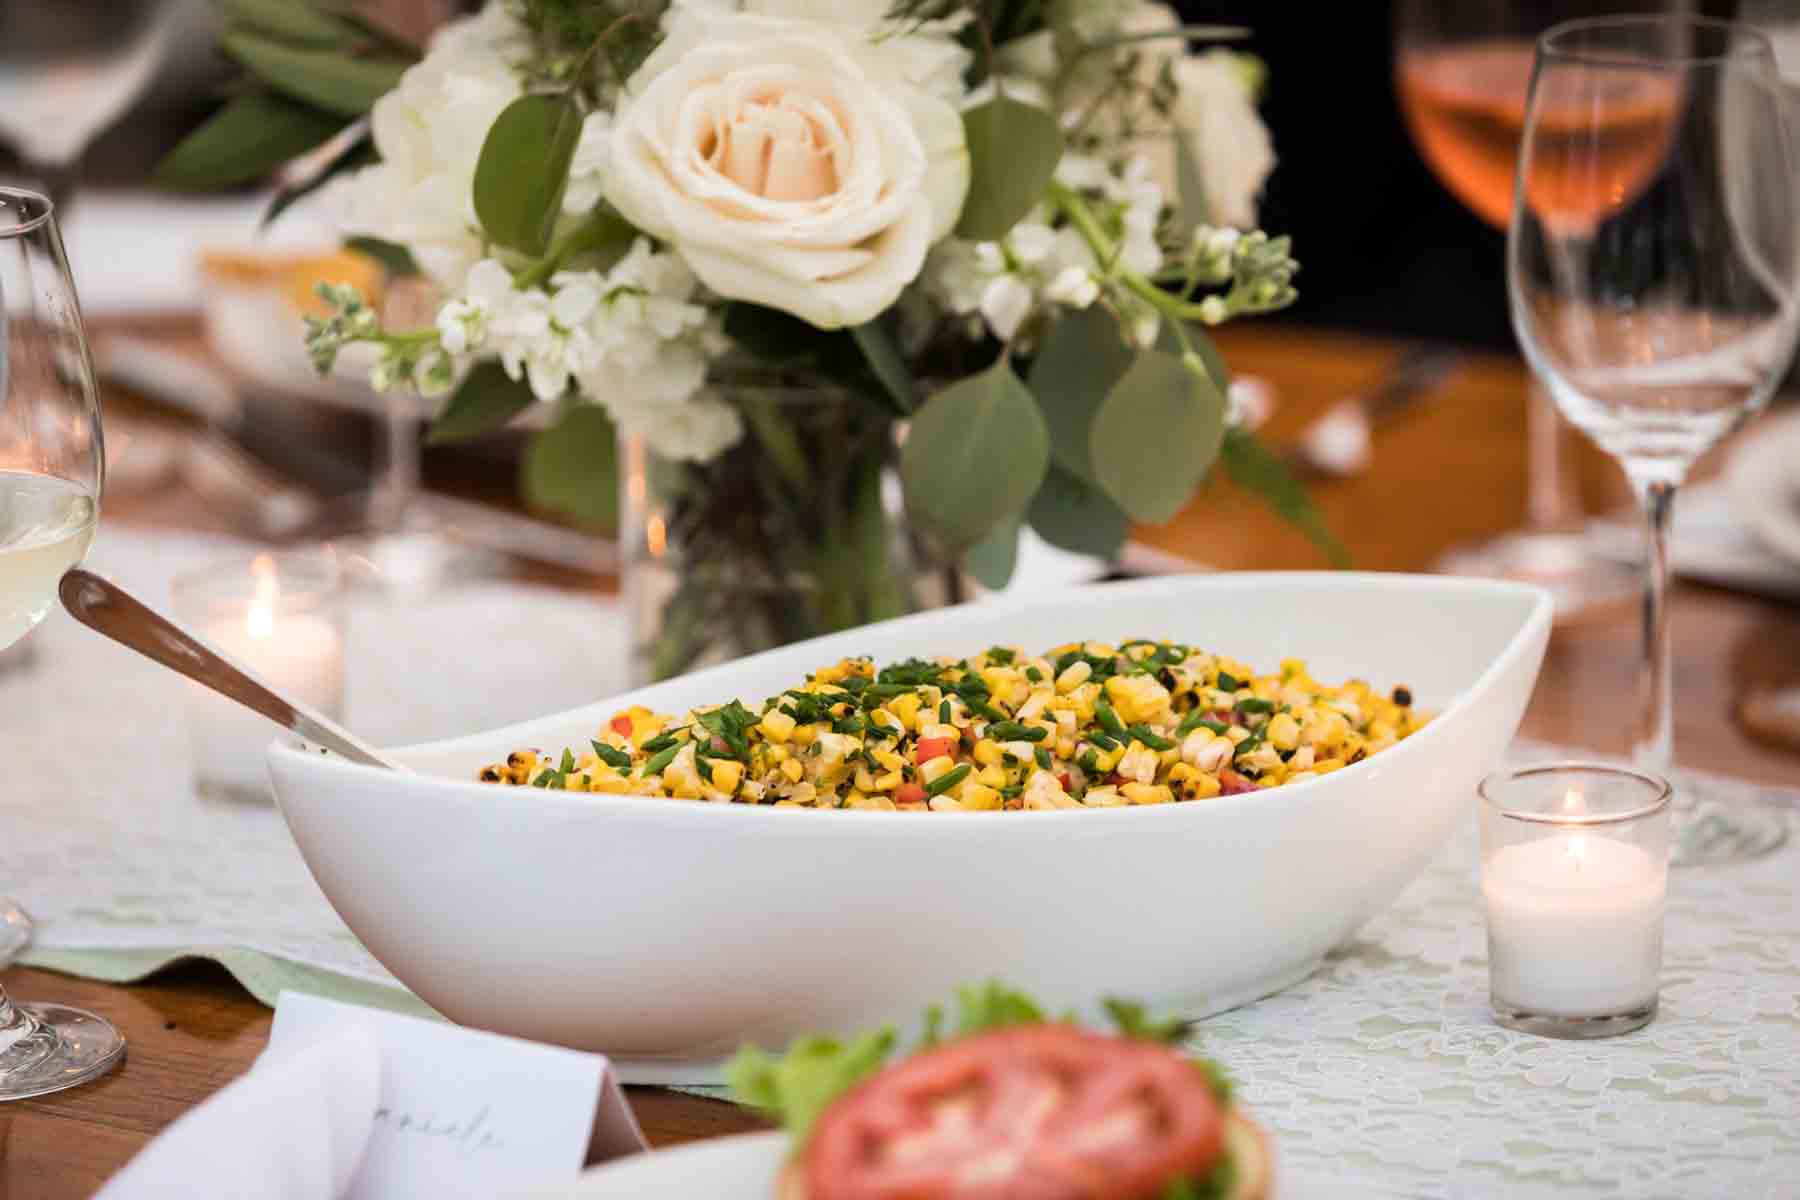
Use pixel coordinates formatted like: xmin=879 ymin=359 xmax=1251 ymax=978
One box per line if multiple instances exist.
xmin=803 ymin=1025 xmax=1224 ymax=1200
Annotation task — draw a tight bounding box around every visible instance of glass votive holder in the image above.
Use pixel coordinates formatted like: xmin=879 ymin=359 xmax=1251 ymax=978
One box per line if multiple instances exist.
xmin=1478 ymin=763 xmax=1673 ymax=1039
xmin=172 ymin=547 xmax=346 ymax=804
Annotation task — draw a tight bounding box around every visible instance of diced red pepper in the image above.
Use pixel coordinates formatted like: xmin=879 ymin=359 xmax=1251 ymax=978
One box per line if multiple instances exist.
xmin=1219 ymin=769 xmax=1257 ymax=795
xmin=915 ymin=736 xmax=956 ymax=764
xmin=609 ymin=714 xmax=633 ymax=737
xmin=895 ymin=782 xmax=926 ymax=806
xmin=1057 ymin=772 xmax=1072 ymax=792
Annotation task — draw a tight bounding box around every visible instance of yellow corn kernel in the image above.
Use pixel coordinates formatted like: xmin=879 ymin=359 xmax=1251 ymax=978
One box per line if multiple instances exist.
xmin=788 ymin=782 xmax=818 ymax=805
xmin=873 ymin=770 xmax=902 ymax=792
xmin=889 ymin=691 xmax=923 ymax=731
xmin=848 ymin=792 xmax=898 ymax=811
xmin=1368 ymin=718 xmax=1397 ymax=743
xmin=1313 ymin=757 xmax=1345 ymax=774
xmin=1181 ymin=772 xmax=1223 ymax=801
xmin=1267 ymin=712 xmax=1301 ymax=752
xmin=1055 ymin=660 xmax=1092 ymax=693
xmin=1054 ymin=735 xmax=1076 ymax=759
xmin=874 ymin=748 xmax=905 ymax=772
xmin=977 ymin=764 xmax=1007 ymax=789
xmin=790 ymin=722 xmax=817 ymax=746
xmin=1082 ymin=787 xmax=1128 ymax=808
xmin=1168 ymin=762 xmax=1199 ymax=786
xmin=959 ymin=783 xmax=1001 ymax=811
xmin=768 ymin=744 xmax=790 ymax=764
xmin=591 ymin=775 xmax=633 ymax=794
xmin=780 ymin=758 xmax=805 ymax=783
xmin=920 ymin=756 xmax=957 ymax=784
xmin=927 ymin=794 xmax=964 ymax=812
xmin=973 ymin=739 xmax=1004 ymax=766
xmin=709 ymin=760 xmax=743 ymax=793
xmin=563 ymin=772 xmax=590 ymax=793
xmin=759 ymin=709 xmax=797 ymax=743
xmin=853 ymin=767 xmax=879 ymax=793
xmin=1121 ymin=782 xmax=1175 ymax=805
xmin=1090 ymin=744 xmax=1124 ymax=773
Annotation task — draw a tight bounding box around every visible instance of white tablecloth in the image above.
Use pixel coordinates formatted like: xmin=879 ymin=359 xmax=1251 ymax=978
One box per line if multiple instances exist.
xmin=1 ymin=530 xmax=1795 ymax=1196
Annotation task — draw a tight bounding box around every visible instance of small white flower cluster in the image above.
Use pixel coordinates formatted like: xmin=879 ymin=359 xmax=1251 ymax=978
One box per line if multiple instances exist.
xmin=437 ymin=239 xmax=742 ymax=462
xmin=925 ymin=153 xmax=1166 ymax=346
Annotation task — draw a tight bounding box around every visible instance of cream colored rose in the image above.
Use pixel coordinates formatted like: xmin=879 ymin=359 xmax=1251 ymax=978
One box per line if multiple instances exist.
xmin=606 ymin=13 xmax=969 ymax=329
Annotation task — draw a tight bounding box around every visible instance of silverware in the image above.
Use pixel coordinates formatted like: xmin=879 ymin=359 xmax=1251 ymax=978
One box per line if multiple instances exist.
xmin=58 ymin=569 xmax=402 ymax=771
xmin=1286 ymin=345 xmax=1464 ymax=479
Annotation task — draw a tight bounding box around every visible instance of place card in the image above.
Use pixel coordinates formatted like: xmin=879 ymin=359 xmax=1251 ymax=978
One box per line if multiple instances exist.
xmin=267 ymin=992 xmax=645 ymax=1199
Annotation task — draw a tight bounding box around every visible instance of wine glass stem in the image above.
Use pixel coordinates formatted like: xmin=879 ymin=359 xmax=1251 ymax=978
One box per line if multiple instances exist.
xmin=1630 ymin=471 xmax=1678 ymax=773
xmin=0 ymin=986 xmax=49 ymax=1049
xmin=1525 ymin=380 xmax=1573 ymax=530
xmin=372 ymin=396 xmax=422 ymax=534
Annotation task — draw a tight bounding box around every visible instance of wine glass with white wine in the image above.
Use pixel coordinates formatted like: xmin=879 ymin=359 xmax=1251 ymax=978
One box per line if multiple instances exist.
xmin=0 ymin=187 xmax=122 ymax=1097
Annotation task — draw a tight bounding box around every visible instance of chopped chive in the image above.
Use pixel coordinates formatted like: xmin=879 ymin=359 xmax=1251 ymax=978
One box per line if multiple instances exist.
xmin=1087 ymin=731 xmax=1119 ymax=751
xmin=1127 ymin=725 xmax=1175 ymax=751
xmin=1001 ymin=784 xmax=1024 ymax=798
xmin=1216 ymin=671 xmax=1241 ymax=692
xmin=1236 ymin=698 xmax=1274 ymax=715
xmin=1174 ymin=712 xmax=1228 ymax=738
xmin=985 ymin=721 xmax=1047 ymax=742
xmin=640 ymin=743 xmax=681 ymax=777
xmin=1095 ymin=699 xmax=1127 ymax=738
xmin=1025 ymin=666 xmax=1042 ymax=682
xmin=925 ymin=764 xmax=971 ymax=796
xmin=1078 ymin=750 xmax=1100 ymax=773
xmin=939 ymin=699 xmax=951 ymax=724
xmin=559 ymin=747 xmax=576 ymax=774
xmin=986 ymin=646 xmax=1016 ymax=665
xmin=1034 ymin=747 xmax=1053 ymax=770
xmin=640 ymin=730 xmax=681 ymax=754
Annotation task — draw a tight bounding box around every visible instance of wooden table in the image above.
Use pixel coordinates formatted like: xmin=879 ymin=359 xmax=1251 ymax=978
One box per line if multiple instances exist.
xmin=5 ymin=324 xmax=1797 ymax=1199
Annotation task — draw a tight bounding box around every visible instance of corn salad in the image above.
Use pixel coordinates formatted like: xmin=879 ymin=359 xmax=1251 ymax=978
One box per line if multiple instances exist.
xmin=479 ymin=641 xmax=1425 ymax=811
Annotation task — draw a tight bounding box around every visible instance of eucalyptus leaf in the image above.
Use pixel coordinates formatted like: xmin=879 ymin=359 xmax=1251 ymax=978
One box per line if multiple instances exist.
xmin=1220 ymin=427 xmax=1349 ymax=566
xmin=850 ymin=320 xmax=914 ymax=414
xmin=1028 ymin=463 xmax=1129 ymax=559
xmin=958 ymin=94 xmax=1063 ymax=241
xmin=154 ymin=90 xmax=344 ymax=189
xmin=219 ymin=0 xmax=357 ymax=46
xmin=1029 ymin=306 xmax=1135 ymax=481
xmin=522 ymin=404 xmax=618 ymax=530
xmin=344 ymin=235 xmax=420 ymax=278
xmin=1156 ymin=320 xmax=1230 ymax=390
xmin=221 ymin=31 xmax=407 ymax=117
xmin=427 ymin=362 xmax=536 ymax=444
xmin=474 ymin=93 xmax=583 ymax=255
xmin=901 ymin=360 xmax=1049 ymax=551
xmin=1090 ymin=350 xmax=1225 ymax=523
xmin=963 ymin=513 xmax=1021 ymax=590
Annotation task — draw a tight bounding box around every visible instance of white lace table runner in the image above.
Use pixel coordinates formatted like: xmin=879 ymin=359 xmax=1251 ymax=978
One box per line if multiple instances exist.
xmin=2 ymin=530 xmax=1795 ymax=1195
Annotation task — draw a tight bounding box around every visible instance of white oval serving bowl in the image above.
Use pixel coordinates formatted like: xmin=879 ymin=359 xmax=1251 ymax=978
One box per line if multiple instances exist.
xmin=269 ymin=573 xmax=1551 ymax=1083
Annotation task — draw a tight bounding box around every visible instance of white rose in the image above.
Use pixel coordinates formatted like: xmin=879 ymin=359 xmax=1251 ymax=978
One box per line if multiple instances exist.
xmin=1169 ymin=49 xmax=1275 ymax=230
xmin=328 ymin=5 xmax=524 ymax=289
xmin=606 ymin=12 xmax=970 ymax=329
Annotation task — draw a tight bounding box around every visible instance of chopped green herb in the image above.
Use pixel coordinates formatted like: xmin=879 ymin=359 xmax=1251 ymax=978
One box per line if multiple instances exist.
xmin=591 ymin=741 xmax=632 ymax=771
xmin=1236 ymin=698 xmax=1274 ymax=715
xmin=640 ymin=743 xmax=682 ymax=777
xmin=1127 ymin=725 xmax=1175 ymax=751
xmin=1025 ymin=666 xmax=1042 ymax=682
xmin=984 ymin=721 xmax=1047 ymax=743
xmin=939 ymin=699 xmax=951 ymax=724
xmin=1078 ymin=750 xmax=1101 ymax=773
xmin=1088 ymin=731 xmax=1119 ymax=751
xmin=1216 ymin=671 xmax=1241 ymax=692
xmin=559 ymin=747 xmax=576 ymax=774
xmin=1174 ymin=711 xmax=1228 ymax=738
xmin=1034 ymin=747 xmax=1053 ymax=770
xmin=1095 ymin=699 xmax=1127 ymax=738
xmin=986 ymin=646 xmax=1015 ymax=665
xmin=639 ymin=729 xmax=682 ymax=754
xmin=925 ymin=764 xmax=971 ymax=796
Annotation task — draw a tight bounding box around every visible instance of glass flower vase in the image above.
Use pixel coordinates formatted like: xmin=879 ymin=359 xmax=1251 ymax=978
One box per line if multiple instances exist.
xmin=620 ymin=380 xmax=959 ymax=682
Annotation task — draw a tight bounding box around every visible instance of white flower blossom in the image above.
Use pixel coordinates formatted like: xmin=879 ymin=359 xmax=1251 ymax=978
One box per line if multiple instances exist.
xmin=324 ymin=6 xmax=525 ymax=290
xmin=562 ymin=112 xmax=612 ymax=215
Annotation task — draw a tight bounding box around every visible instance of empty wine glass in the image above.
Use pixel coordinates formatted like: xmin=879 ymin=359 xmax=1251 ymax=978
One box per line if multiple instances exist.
xmin=0 ymin=187 xmax=123 ymax=1096
xmin=1510 ymin=15 xmax=1797 ymax=863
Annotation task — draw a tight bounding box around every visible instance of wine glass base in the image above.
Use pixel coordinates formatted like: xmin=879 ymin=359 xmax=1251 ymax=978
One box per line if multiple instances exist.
xmin=1436 ymin=528 xmax=1639 ymax=626
xmin=1671 ymin=793 xmax=1790 ymax=867
xmin=0 ymin=1003 xmax=125 ymax=1100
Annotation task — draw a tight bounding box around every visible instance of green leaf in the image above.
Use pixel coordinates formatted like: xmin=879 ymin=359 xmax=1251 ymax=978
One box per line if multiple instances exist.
xmin=725 ymin=1029 xmax=896 ymax=1143
xmin=957 ymin=94 xmax=1063 ymax=241
xmin=474 ymin=93 xmax=584 ymax=255
xmin=1028 ymin=462 xmax=1129 ymax=558
xmin=963 ymin=513 xmax=1021 ymax=589
xmin=221 ymin=31 xmax=408 ymax=117
xmin=952 ymin=981 xmax=1047 ymax=1037
xmin=1029 ymin=306 xmax=1135 ymax=481
xmin=344 ymin=235 xmax=420 ymax=278
xmin=1156 ymin=320 xmax=1230 ymax=390
xmin=521 ymin=404 xmax=618 ymax=530
xmin=427 ymin=361 xmax=536 ymax=444
xmin=264 ymin=131 xmax=374 ymax=228
xmin=722 ymin=302 xmax=826 ymax=363
xmin=1219 ymin=427 xmax=1349 ymax=566
xmin=219 ymin=0 xmax=358 ymax=46
xmin=901 ymin=359 xmax=1050 ymax=550
xmin=154 ymin=90 xmax=344 ymax=189
xmin=1090 ymin=350 xmax=1225 ymax=524
xmin=1103 ymin=997 xmax=1199 ymax=1046
xmin=850 ymin=320 xmax=915 ymax=414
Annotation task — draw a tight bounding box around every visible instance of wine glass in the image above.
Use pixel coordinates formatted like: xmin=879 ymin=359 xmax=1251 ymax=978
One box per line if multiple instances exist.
xmin=1394 ymin=0 xmax=1685 ymax=620
xmin=0 ymin=187 xmax=124 ymax=1096
xmin=1510 ymin=15 xmax=1797 ymax=864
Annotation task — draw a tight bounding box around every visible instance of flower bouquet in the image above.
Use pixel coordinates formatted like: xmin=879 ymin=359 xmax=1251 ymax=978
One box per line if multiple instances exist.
xmin=162 ymin=0 xmax=1338 ymax=679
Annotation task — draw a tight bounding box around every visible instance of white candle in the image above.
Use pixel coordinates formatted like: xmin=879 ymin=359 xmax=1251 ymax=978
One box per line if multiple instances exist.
xmin=183 ymin=556 xmax=344 ymax=800
xmin=1483 ymin=832 xmax=1665 ymax=1017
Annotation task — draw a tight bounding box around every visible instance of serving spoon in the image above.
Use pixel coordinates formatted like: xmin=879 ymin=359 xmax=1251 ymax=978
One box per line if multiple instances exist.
xmin=59 ymin=569 xmax=402 ymax=771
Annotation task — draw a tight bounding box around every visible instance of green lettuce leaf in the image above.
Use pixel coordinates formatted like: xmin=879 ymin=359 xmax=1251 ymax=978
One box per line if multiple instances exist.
xmin=724 ymin=1028 xmax=895 ymax=1142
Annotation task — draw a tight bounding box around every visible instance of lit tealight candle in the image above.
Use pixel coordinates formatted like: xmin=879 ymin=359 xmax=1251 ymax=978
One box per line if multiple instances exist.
xmin=176 ymin=551 xmax=345 ymax=802
xmin=1479 ymin=766 xmax=1673 ymax=1038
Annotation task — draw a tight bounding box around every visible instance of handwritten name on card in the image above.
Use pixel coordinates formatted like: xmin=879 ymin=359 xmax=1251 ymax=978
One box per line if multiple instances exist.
xmin=267 ymin=992 xmax=644 ymax=1200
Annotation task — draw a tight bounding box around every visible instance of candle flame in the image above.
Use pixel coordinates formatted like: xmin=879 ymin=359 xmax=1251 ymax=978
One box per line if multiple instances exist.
xmin=1561 ymin=788 xmax=1585 ymax=816
xmin=247 ymin=554 xmax=278 ymax=641
xmin=1567 ymin=833 xmax=1588 ymax=869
